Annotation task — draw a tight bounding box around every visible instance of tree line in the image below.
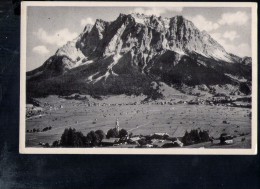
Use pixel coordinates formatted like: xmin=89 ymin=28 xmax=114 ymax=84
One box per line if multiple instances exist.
xmin=51 ymin=127 xmax=129 ymax=147
xmin=182 ymin=129 xmax=211 ymax=146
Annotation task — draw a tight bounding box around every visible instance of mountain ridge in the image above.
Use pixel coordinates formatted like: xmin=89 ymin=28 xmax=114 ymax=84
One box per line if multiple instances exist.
xmin=27 ymin=13 xmax=252 ymax=98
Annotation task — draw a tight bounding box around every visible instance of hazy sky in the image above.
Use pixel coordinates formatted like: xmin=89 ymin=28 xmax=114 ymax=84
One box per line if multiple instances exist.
xmin=26 ymin=6 xmax=252 ymax=71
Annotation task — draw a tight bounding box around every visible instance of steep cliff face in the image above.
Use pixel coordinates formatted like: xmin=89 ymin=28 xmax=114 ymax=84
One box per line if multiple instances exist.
xmin=27 ymin=13 xmax=252 ymax=97
xmin=75 ymin=14 xmax=233 ymax=62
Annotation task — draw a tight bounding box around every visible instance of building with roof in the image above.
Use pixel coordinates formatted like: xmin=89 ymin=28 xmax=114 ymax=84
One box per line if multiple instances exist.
xmin=101 ymin=138 xmax=120 ymax=146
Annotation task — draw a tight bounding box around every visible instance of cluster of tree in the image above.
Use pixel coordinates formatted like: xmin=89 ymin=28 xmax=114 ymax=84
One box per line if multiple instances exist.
xmin=52 ymin=127 xmax=128 ymax=148
xmin=137 ymin=138 xmax=149 ymax=146
xmin=27 ymin=128 xmax=40 ymax=133
xmin=106 ymin=128 xmax=128 ymax=139
xmin=85 ymin=130 xmax=106 ymax=147
xmin=58 ymin=128 xmax=87 ymax=147
xmin=42 ymin=126 xmax=52 ymax=132
xmin=182 ymin=129 xmax=210 ymax=146
xmin=26 ymin=126 xmax=52 ymax=133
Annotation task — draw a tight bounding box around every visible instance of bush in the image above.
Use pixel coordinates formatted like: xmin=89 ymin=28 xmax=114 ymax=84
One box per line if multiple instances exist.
xmin=199 ymin=130 xmax=210 ymax=142
xmin=86 ymin=131 xmax=100 ymax=146
xmin=119 ymin=129 xmax=128 ymax=139
xmin=182 ymin=129 xmax=210 ymax=146
xmin=44 ymin=143 xmax=50 ymax=147
xmin=138 ymin=139 xmax=147 ymax=146
xmin=60 ymin=128 xmax=86 ymax=147
xmin=42 ymin=126 xmax=52 ymax=132
xmin=95 ymin=130 xmax=106 ymax=141
xmin=106 ymin=128 xmax=119 ymax=139
xmin=52 ymin=140 xmax=60 ymax=147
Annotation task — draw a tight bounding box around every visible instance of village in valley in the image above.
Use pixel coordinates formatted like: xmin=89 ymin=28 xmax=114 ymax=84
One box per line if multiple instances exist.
xmin=25 ymin=92 xmax=251 ymax=149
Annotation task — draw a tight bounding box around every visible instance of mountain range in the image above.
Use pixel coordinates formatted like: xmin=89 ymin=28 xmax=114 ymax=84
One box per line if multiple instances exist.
xmin=27 ymin=13 xmax=252 ymax=98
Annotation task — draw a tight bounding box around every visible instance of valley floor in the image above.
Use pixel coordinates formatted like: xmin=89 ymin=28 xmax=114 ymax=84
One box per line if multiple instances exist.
xmin=25 ymin=95 xmax=251 ymax=148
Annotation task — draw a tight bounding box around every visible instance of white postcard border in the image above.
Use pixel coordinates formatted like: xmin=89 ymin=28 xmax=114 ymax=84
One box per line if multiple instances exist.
xmin=20 ymin=1 xmax=258 ymax=155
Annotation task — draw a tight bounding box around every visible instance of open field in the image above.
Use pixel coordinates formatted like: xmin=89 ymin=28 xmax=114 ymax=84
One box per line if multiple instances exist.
xmin=25 ymin=95 xmax=251 ymax=148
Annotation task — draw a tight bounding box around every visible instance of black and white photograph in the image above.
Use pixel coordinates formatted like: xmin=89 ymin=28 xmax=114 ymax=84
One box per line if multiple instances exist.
xmin=20 ymin=2 xmax=257 ymax=154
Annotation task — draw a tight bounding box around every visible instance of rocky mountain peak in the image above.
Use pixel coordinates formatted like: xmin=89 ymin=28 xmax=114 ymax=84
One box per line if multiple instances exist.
xmin=27 ymin=12 xmax=251 ymax=98
xmin=54 ymin=13 xmax=237 ymax=64
xmin=83 ymin=24 xmax=93 ymax=33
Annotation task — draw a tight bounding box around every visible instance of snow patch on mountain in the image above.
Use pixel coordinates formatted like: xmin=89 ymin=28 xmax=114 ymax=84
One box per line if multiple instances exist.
xmin=210 ymin=49 xmax=232 ymax=62
xmin=225 ymin=73 xmax=247 ymax=82
xmin=89 ymin=54 xmax=122 ymax=83
xmin=87 ymin=72 xmax=100 ymax=82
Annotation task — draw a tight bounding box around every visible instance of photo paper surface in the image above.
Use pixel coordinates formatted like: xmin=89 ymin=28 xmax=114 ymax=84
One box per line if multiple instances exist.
xmin=20 ymin=2 xmax=257 ymax=154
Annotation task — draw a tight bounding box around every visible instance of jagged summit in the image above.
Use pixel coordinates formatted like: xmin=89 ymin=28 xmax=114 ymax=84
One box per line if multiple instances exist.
xmin=79 ymin=13 xmax=234 ymax=62
xmin=83 ymin=24 xmax=93 ymax=33
xmin=27 ymin=13 xmax=251 ymax=98
xmin=117 ymin=13 xmax=192 ymax=30
xmin=78 ymin=13 xmax=232 ymax=62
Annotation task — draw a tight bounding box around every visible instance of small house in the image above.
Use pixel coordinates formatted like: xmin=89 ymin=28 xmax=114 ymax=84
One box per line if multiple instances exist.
xmin=220 ymin=134 xmax=234 ymax=145
xmin=128 ymin=136 xmax=141 ymax=144
xmin=152 ymin=133 xmax=169 ymax=139
xmin=101 ymin=138 xmax=120 ymax=147
xmin=156 ymin=139 xmax=183 ymax=148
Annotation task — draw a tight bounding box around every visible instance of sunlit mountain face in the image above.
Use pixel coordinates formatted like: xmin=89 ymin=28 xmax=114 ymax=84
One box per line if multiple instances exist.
xmin=27 ymin=13 xmax=252 ymax=98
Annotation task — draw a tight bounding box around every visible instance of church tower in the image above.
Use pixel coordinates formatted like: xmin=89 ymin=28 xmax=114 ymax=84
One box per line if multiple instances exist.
xmin=115 ymin=118 xmax=119 ymax=132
